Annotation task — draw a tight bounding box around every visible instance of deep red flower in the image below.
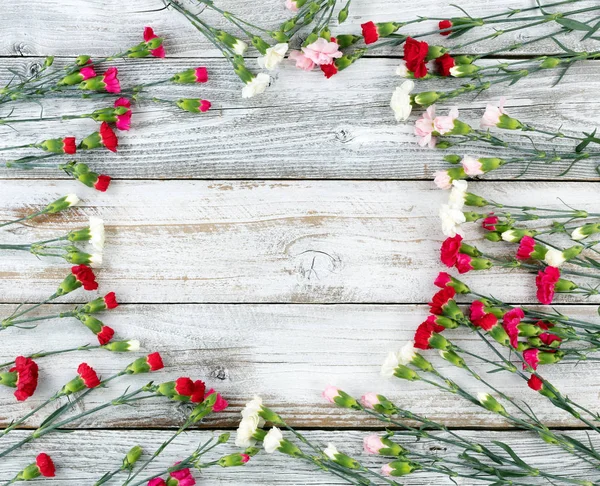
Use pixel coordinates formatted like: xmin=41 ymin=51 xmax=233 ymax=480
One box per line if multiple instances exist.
xmin=148 ymin=479 xmax=167 ymax=486
xmin=436 ymin=53 xmax=455 ymax=77
xmin=482 ymin=215 xmax=498 ymax=231
xmin=102 ymin=67 xmax=121 ymax=93
xmin=99 ymin=122 xmax=118 ymax=152
xmin=439 ymin=19 xmax=453 ymax=36
xmin=63 ymin=137 xmax=77 ymax=155
xmin=77 ymin=363 xmax=101 ymax=388
xmin=36 ymin=453 xmax=56 ymax=477
xmin=403 ymin=37 xmax=429 ymax=78
xmin=320 ymin=63 xmax=338 ymax=79
xmin=147 ymin=352 xmax=164 ymax=371
xmin=535 ymin=267 xmax=560 ymax=305
xmin=455 ymin=253 xmax=473 ymax=274
xmin=429 ymin=286 xmax=456 ymax=315
xmin=434 ymin=272 xmax=452 ymax=288
xmin=440 ymin=235 xmax=463 ymax=267
xmin=72 ymin=264 xmax=98 ymax=291
xmin=540 ymin=332 xmax=562 ymax=347
xmin=175 ymin=377 xmax=195 ymax=396
xmin=469 ymin=301 xmax=486 ymax=321
xmin=523 ymin=349 xmax=540 ymax=370
xmin=104 ymin=292 xmax=119 ymax=309
xmin=97 ymin=325 xmax=115 ymax=345
xmin=527 ymin=374 xmax=543 ymax=391
xmin=502 ymin=308 xmax=524 ymax=348
xmin=241 ymin=454 xmax=250 ymax=463
xmin=170 ymin=466 xmax=196 ymax=484
xmin=94 ymin=174 xmax=111 ymax=192
xmin=11 ymin=356 xmax=39 ymax=401
xmin=414 ymin=316 xmax=445 ymax=350
xmin=361 ymin=21 xmax=379 ymax=44
xmin=475 ymin=313 xmax=498 ymax=331
xmin=206 ymin=388 xmax=228 ymax=412
xmin=194 ymin=67 xmax=208 ymax=83
xmin=516 ymin=235 xmax=536 ymax=260
xmin=144 ymin=26 xmax=166 ymax=58
xmin=191 ymin=379 xmax=206 ymax=403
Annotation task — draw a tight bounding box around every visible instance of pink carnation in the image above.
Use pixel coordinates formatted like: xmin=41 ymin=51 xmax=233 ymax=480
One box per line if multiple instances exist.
xmin=414 ymin=106 xmax=437 ymax=148
xmin=289 ymin=50 xmax=315 ymax=71
xmin=462 ymin=155 xmax=484 ymax=176
xmin=481 ymin=97 xmax=507 ymax=128
xmin=302 ymin=38 xmax=343 ymax=66
xmin=363 ymin=434 xmax=385 ymax=454
xmin=434 ymin=171 xmax=452 ymax=189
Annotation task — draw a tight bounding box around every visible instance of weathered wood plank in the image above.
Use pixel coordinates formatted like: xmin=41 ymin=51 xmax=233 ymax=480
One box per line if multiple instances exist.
xmin=0 ymin=0 xmax=598 ymax=58
xmin=0 ymin=429 xmax=597 ymax=484
xmin=0 ymin=180 xmax=598 ymax=304
xmin=1 ymin=57 xmax=599 ymax=180
xmin=0 ymin=303 xmax=598 ymax=429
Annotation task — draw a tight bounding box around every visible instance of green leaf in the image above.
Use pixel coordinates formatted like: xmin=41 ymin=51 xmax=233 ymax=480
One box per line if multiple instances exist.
xmin=556 ymin=18 xmax=592 ymax=32
xmin=550 ymin=36 xmax=576 ymax=54
xmin=582 ymin=19 xmax=600 ymax=40
xmin=491 ymin=441 xmax=531 ymax=470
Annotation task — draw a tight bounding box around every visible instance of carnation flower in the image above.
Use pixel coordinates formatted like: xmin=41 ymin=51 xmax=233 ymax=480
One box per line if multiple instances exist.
xmin=448 ymin=180 xmax=467 ymax=210
xmin=302 ymin=38 xmax=343 ymax=65
xmin=1 ymin=356 xmax=39 ymax=401
xmin=436 ymin=53 xmax=455 ymax=76
xmin=462 ymin=156 xmax=484 ymax=176
xmin=16 ymin=453 xmax=56 ymax=480
xmin=396 ymin=61 xmax=409 ymax=77
xmin=390 ymin=81 xmax=414 ymax=121
xmin=403 ymin=37 xmax=429 ymax=78
xmin=528 ymin=374 xmax=544 ymax=391
xmin=322 ymin=385 xmax=342 ymax=403
xmin=258 ymin=43 xmax=289 ymax=71
xmin=363 ymin=434 xmax=385 ymax=454
xmin=502 ymin=308 xmax=525 ymax=348
xmin=414 ymin=106 xmax=437 ymax=148
xmin=439 ymin=204 xmax=465 ymax=237
xmin=414 ymin=317 xmax=445 ymax=349
xmin=544 ymin=248 xmax=566 ymax=267
xmin=434 ymin=170 xmax=453 ymax=189
xmin=455 ymin=253 xmax=473 ymax=273
xmin=263 ymin=426 xmax=284 ymax=453
xmin=535 ymin=266 xmax=560 ymax=305
xmin=439 ymin=19 xmax=452 ymax=35
xmin=481 ymin=99 xmax=507 ymax=128
xmin=523 ymin=349 xmax=541 ymax=370
xmin=361 ymin=21 xmax=380 ymax=44
xmin=77 ymin=362 xmax=101 ymax=389
xmin=206 ymin=388 xmax=228 ymax=412
xmin=285 ymin=0 xmax=299 ymax=11
xmin=289 ymin=50 xmax=315 ymax=71
xmin=434 ymin=107 xmax=459 ymax=135
xmin=235 ymin=415 xmax=264 ymax=447
xmin=70 ymin=264 xmax=98 ymax=291
xmin=242 ymin=73 xmax=271 ymax=98
xmin=169 ymin=465 xmax=196 ymax=486
xmin=482 ymin=215 xmax=498 ymax=231
xmin=440 ymin=234 xmax=463 ymax=266
xmin=361 ymin=392 xmax=381 ymax=409
xmin=114 ymin=98 xmax=132 ymax=131
xmin=144 ymin=27 xmax=166 ymax=58
xmin=94 ymin=174 xmax=112 ymax=192
xmin=89 ymin=216 xmax=105 ymax=251
xmin=380 ymin=351 xmax=401 ymax=377
xmin=126 ymin=352 xmax=164 ymax=374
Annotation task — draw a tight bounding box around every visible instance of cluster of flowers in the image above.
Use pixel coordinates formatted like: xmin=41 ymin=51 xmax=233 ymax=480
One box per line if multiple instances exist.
xmin=1 ymin=27 xmax=214 ymax=188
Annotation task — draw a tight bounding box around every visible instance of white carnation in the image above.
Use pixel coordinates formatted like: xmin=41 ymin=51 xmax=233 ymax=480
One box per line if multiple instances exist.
xmin=390 ymin=80 xmax=414 ymax=122
xmin=544 ymin=248 xmax=566 ymax=267
xmin=439 ymin=204 xmax=466 ymax=237
xmin=242 ymin=73 xmax=271 ymax=98
xmin=89 ymin=217 xmax=105 ymax=251
xmin=263 ymin=426 xmax=284 ymax=453
xmin=258 ymin=43 xmax=288 ymax=71
xmin=324 ymin=443 xmax=339 ymax=460
xmin=380 ymin=351 xmax=400 ymax=377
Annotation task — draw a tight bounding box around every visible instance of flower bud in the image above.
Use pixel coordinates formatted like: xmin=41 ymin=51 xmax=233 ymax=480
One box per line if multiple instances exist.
xmin=479 ymin=158 xmax=505 ymax=172
xmin=562 ymin=245 xmax=583 ymax=261
xmin=176 ymin=98 xmax=211 ymax=113
xmin=464 ymin=193 xmax=487 ymax=207
xmin=103 ymin=340 xmax=140 ymax=352
xmin=335 ymin=34 xmax=361 ymax=48
xmin=79 ymin=314 xmax=104 ymax=334
xmin=413 ymin=91 xmax=440 ymax=106
xmin=463 ymin=212 xmax=483 ymax=222
xmin=501 ymin=229 xmax=537 ymax=243
xmin=540 ymin=57 xmax=561 ymax=69
xmin=393 ymin=365 xmax=420 ymax=381
xmin=449 ymin=64 xmax=480 ymax=77
xmin=123 ymin=445 xmax=143 ymax=469
xmin=426 ymin=45 xmax=447 ymax=61
xmin=444 ymin=154 xmax=462 ymax=164
xmin=453 ymin=55 xmax=473 ymax=65
xmin=428 ymin=332 xmax=451 ymax=351
xmin=571 ymin=223 xmax=600 ymax=241
xmin=497 ymin=114 xmax=523 ymax=130
xmin=45 ymin=194 xmax=79 ymax=213
xmin=477 ymin=392 xmax=507 ymax=415
xmin=219 ymin=453 xmax=250 ymax=467
xmin=555 ymin=278 xmax=577 ymax=292
xmin=383 ymin=461 xmax=421 ymax=477
xmin=439 ymin=349 xmax=466 ymax=368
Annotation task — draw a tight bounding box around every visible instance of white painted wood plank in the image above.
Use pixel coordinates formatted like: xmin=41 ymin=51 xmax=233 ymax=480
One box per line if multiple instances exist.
xmin=1 ymin=58 xmax=599 ymax=180
xmin=0 ymin=0 xmax=598 ymax=58
xmin=0 ymin=429 xmax=597 ymax=484
xmin=0 ymin=303 xmax=598 ymax=429
xmin=0 ymin=180 xmax=598 ymax=304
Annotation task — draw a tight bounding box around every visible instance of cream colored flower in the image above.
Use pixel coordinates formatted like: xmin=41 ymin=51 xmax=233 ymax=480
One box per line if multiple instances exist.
xmin=258 ymin=43 xmax=289 ymax=71
xmin=390 ymin=81 xmax=414 ymax=121
xmin=242 ymin=73 xmax=271 ymax=98
xmin=263 ymin=426 xmax=284 ymax=453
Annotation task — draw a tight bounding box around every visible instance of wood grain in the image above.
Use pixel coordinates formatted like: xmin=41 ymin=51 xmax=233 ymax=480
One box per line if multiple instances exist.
xmin=0 ymin=180 xmax=599 ymax=304
xmin=0 ymin=429 xmax=597 ymax=484
xmin=0 ymin=303 xmax=598 ymax=429
xmin=0 ymin=0 xmax=598 ymax=58
xmin=1 ymin=57 xmax=600 ymax=180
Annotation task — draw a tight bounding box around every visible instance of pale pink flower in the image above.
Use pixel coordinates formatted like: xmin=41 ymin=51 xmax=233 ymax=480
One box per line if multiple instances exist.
xmin=302 ymin=38 xmax=343 ymax=66
xmin=363 ymin=434 xmax=385 ymax=454
xmin=434 ymin=170 xmax=452 ymax=189
xmin=462 ymin=155 xmax=484 ymax=176
xmin=285 ymin=0 xmax=299 ymax=11
xmin=481 ymin=97 xmax=506 ymax=128
xmin=322 ymin=385 xmax=341 ymax=403
xmin=361 ymin=392 xmax=380 ymax=409
xmin=289 ymin=50 xmax=315 ymax=71
xmin=434 ymin=107 xmax=459 ymax=135
xmin=381 ymin=464 xmax=394 ymax=476
xmin=414 ymin=106 xmax=437 ymax=148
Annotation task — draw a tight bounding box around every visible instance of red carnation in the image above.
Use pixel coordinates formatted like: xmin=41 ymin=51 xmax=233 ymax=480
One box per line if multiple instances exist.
xmin=455 ymin=253 xmax=473 ymax=274
xmin=102 ymin=67 xmax=121 ymax=94
xmin=414 ymin=316 xmax=445 ymax=350
xmin=535 ymin=267 xmax=560 ymax=305
xmin=523 ymin=349 xmax=540 ymax=370
xmin=148 ymin=479 xmax=166 ymax=486
xmin=147 ymin=352 xmax=164 ymax=371
xmin=195 ymin=67 xmax=208 ymax=83
xmin=94 ymin=174 xmax=111 ymax=192
xmin=434 ymin=272 xmax=452 ymax=288
xmin=440 ymin=235 xmax=463 ymax=267
xmin=206 ymin=388 xmax=228 ymax=412
xmin=104 ymin=292 xmax=119 ymax=309
xmin=97 ymin=325 xmax=115 ymax=345
xmin=429 ymin=286 xmax=456 ymax=315
xmin=63 ymin=137 xmax=77 ymax=155
xmin=321 ymin=63 xmax=338 ymax=79
xmin=99 ymin=122 xmax=118 ymax=152
xmin=469 ymin=301 xmax=486 ymax=321
xmin=436 ymin=53 xmax=455 ymax=77
xmin=527 ymin=374 xmax=543 ymax=391
xmin=475 ymin=313 xmax=498 ymax=331
xmin=361 ymin=21 xmax=379 ymax=44
xmin=36 ymin=453 xmax=56 ymax=477
xmin=175 ymin=377 xmax=195 ymax=396
xmin=72 ymin=264 xmax=98 ymax=291
xmin=540 ymin=332 xmax=562 ymax=347
xmin=240 ymin=454 xmax=250 ymax=463
xmin=170 ymin=467 xmax=195 ymax=484
xmin=516 ymin=235 xmax=536 ymax=260
xmin=439 ymin=19 xmax=453 ymax=36
xmin=191 ymin=379 xmax=206 ymax=403
xmin=77 ymin=363 xmax=101 ymax=388
xmin=114 ymin=97 xmax=132 ymax=131
xmin=482 ymin=215 xmax=498 ymax=231
xmin=403 ymin=37 xmax=429 ymax=78
xmin=11 ymin=356 xmax=39 ymax=401
xmin=144 ymin=26 xmax=166 ymax=58
xmin=502 ymin=308 xmax=524 ymax=348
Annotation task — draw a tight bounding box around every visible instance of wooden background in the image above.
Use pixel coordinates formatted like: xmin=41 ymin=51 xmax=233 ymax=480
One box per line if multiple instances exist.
xmin=1 ymin=0 xmax=599 ymax=483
